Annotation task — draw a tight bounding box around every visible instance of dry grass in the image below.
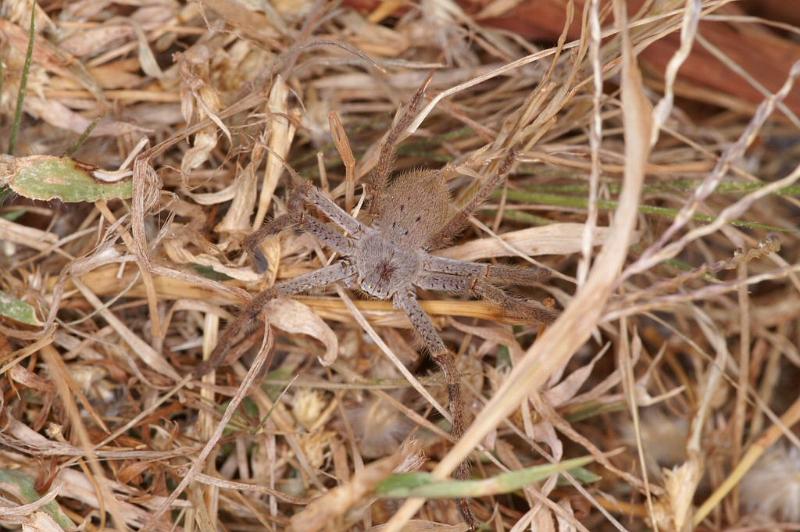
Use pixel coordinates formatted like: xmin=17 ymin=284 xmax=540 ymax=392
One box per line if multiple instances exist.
xmin=1 ymin=0 xmax=800 ymax=530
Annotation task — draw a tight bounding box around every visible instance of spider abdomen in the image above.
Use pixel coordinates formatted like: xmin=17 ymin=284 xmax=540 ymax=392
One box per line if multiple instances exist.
xmin=374 ymin=169 xmax=450 ymax=248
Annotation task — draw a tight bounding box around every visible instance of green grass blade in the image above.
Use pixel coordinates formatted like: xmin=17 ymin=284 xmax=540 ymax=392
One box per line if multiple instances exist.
xmin=499 ymin=190 xmax=791 ymax=233
xmin=377 ymin=455 xmax=595 ymax=499
xmin=7 ymin=6 xmax=36 ymax=155
xmin=64 ymin=116 xmax=102 ymax=157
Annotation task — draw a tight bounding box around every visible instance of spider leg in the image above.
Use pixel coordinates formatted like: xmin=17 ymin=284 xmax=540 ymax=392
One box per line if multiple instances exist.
xmin=392 ymin=288 xmax=476 ymax=528
xmin=426 ymin=150 xmax=516 ymax=250
xmin=370 ymin=74 xmax=432 ymax=201
xmin=423 ymin=255 xmax=551 ymax=286
xmin=245 ymin=212 xmax=355 ymax=273
xmin=261 ymin=145 xmax=366 ymax=236
xmin=246 ymin=186 xmax=356 ymax=272
xmin=471 ymin=278 xmax=557 ymax=324
xmin=195 ymin=261 xmax=356 ymax=376
xmin=294 ymin=178 xmax=366 ymax=236
xmin=244 ymin=213 xmax=294 ymax=272
xmin=299 ymin=216 xmax=355 ymax=256
xmin=415 ymin=271 xmax=557 ymax=324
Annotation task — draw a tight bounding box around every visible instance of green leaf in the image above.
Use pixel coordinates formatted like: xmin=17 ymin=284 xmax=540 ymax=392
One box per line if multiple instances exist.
xmin=557 ymin=466 xmax=601 ymax=486
xmin=0 ymin=290 xmax=40 ymax=325
xmin=377 ymin=455 xmax=595 ymax=498
xmin=1 ymin=155 xmax=132 ymax=202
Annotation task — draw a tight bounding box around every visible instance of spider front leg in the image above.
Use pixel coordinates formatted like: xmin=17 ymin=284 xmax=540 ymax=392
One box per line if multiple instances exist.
xmin=244 ymin=213 xmax=294 ymax=272
xmin=195 ymin=261 xmax=356 ymax=376
xmin=392 ymin=289 xmax=477 ymax=528
xmin=262 ymin=149 xmax=366 ymax=237
xmin=369 ymin=75 xmax=432 ymax=207
xmin=245 ymin=189 xmax=355 ymax=272
xmin=245 ymin=212 xmax=355 ymax=273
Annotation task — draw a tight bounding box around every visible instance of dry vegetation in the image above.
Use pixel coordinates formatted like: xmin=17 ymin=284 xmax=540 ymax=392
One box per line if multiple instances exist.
xmin=1 ymin=0 xmax=800 ymax=530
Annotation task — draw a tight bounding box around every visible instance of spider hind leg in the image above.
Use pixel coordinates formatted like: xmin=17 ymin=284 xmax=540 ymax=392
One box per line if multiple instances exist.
xmin=393 ymin=288 xmax=477 ymax=528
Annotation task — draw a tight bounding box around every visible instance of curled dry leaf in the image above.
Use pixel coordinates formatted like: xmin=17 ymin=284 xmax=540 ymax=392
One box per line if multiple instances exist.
xmin=265 ymin=298 xmax=338 ymax=366
xmin=215 ymin=151 xmax=264 ymax=234
xmin=254 ymin=75 xmax=298 ymax=228
xmin=24 ymin=97 xmax=149 ymax=137
xmin=436 ymin=223 xmax=624 ymax=261
xmin=543 ymin=347 xmax=606 ymax=407
xmin=287 ymin=451 xmax=405 ymax=532
xmin=8 ymin=365 xmax=52 ymax=392
xmin=162 ymin=240 xmax=263 ymax=283
xmin=21 ymin=512 xmax=65 ymax=532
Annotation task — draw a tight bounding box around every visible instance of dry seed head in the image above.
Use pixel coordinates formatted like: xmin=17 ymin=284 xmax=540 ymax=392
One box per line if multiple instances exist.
xmin=741 ymin=443 xmax=800 ymax=522
xmin=620 ymin=408 xmax=689 ymax=477
xmin=300 ymin=430 xmax=336 ymax=470
xmin=346 ymin=395 xmax=412 ymax=459
xmin=293 ymin=389 xmax=328 ymax=431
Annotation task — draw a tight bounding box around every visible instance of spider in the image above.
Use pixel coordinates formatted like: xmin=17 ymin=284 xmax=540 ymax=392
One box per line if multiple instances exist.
xmin=196 ymin=79 xmax=557 ymax=527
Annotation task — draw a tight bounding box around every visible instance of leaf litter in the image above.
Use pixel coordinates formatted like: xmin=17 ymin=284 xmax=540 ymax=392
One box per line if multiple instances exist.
xmin=1 ymin=0 xmax=800 ymax=530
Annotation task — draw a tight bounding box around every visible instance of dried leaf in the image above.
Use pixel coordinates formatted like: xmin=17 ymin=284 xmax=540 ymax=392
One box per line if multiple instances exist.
xmin=24 ymin=97 xmax=149 ymax=137
xmin=543 ymin=348 xmax=606 ymax=407
xmin=288 ymin=452 xmax=404 ymax=532
xmin=8 ymin=365 xmax=52 ymax=392
xmin=253 ymin=75 xmax=297 ymax=228
xmin=215 ymin=153 xmax=263 ymax=234
xmin=436 ymin=223 xmax=623 ymax=261
xmin=265 ymin=298 xmax=338 ymax=366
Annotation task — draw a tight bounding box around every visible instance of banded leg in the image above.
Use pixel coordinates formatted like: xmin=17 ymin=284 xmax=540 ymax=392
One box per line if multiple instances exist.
xmin=423 ymin=255 xmax=551 ymax=286
xmin=426 ymin=150 xmax=516 ymax=249
xmin=472 ymin=279 xmax=557 ymax=324
xmin=415 ymin=271 xmax=557 ymax=324
xmin=370 ymin=75 xmax=432 ymax=207
xmin=392 ymin=289 xmax=476 ymax=528
xmin=195 ymin=261 xmax=356 ymax=376
xmin=265 ymin=148 xmax=367 ymax=236
xmin=246 ymin=212 xmax=355 ymax=273
xmin=294 ymin=179 xmax=366 ymax=236
xmin=244 ymin=214 xmax=293 ymax=272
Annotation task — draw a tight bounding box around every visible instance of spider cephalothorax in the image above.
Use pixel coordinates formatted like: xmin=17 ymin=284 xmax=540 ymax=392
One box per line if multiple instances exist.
xmin=354 ymin=229 xmax=420 ymax=299
xmin=196 ymin=79 xmax=557 ymax=528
